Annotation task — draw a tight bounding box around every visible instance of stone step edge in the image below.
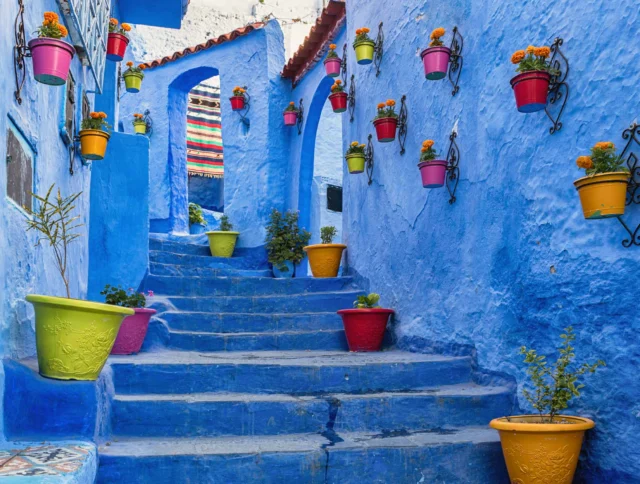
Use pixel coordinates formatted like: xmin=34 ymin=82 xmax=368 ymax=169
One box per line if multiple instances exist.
xmin=169 ymin=328 xmax=345 ymax=337
xmin=158 ymin=290 xmax=363 ymax=301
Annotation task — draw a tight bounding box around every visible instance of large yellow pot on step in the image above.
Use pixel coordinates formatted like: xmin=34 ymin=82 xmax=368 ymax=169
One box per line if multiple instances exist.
xmin=206 ymin=231 xmax=239 ymax=258
xmin=490 ymin=415 xmax=595 ymax=484
xmin=25 ymin=295 xmax=134 ymax=381
xmin=304 ymin=244 xmax=346 ymax=278
xmin=574 ymin=172 xmax=629 ymax=219
xmin=79 ymin=129 xmax=110 ymax=161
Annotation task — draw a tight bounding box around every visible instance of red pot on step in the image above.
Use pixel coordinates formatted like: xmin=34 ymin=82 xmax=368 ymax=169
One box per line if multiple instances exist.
xmin=510 ymin=70 xmax=551 ymax=113
xmin=373 ymin=117 xmax=398 ymax=143
xmin=107 ymin=33 xmax=129 ymax=62
xmin=329 ymin=92 xmax=348 ymax=113
xmin=230 ymin=96 xmax=246 ymax=111
xmin=337 ymin=308 xmax=394 ymax=352
xmin=110 ymin=308 xmax=157 ymax=355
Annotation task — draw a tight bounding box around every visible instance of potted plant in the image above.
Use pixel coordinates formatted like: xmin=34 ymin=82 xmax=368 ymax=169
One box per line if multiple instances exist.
xmin=490 ymin=327 xmax=605 ymax=484
xmin=24 ymin=185 xmax=133 ymax=380
xmin=265 ymin=209 xmax=310 ymax=278
xmin=324 ymin=43 xmax=341 ymax=77
xmin=353 ymin=27 xmax=375 ymax=65
xmin=189 ymin=203 xmax=207 ymax=234
xmin=230 ymin=86 xmax=247 ymax=111
xmin=132 ymin=113 xmax=147 ymax=135
xmin=345 ymin=141 xmax=367 ymax=174
xmin=510 ymin=45 xmax=557 ymax=113
xmin=420 ymin=27 xmax=450 ymax=80
xmin=122 ymin=61 xmax=145 ymax=93
xmin=28 ymin=12 xmax=75 ymax=86
xmin=283 ymin=102 xmax=299 ymax=126
xmin=418 ymin=139 xmax=448 ymax=188
xmin=337 ymin=293 xmax=394 ymax=352
xmin=206 ymin=215 xmax=239 ymax=258
xmin=373 ymin=100 xmax=398 ymax=143
xmin=328 ymin=80 xmax=347 ymax=113
xmin=303 ymin=226 xmax=346 ymax=278
xmin=574 ymin=141 xmax=630 ymax=219
xmin=107 ymin=18 xmax=131 ymax=62
xmin=79 ymin=111 xmax=111 ymax=160
xmin=102 ymin=285 xmax=156 ymax=355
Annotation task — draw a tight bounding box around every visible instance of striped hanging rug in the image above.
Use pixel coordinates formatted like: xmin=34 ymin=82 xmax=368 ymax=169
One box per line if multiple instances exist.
xmin=186 ymin=82 xmax=224 ymax=178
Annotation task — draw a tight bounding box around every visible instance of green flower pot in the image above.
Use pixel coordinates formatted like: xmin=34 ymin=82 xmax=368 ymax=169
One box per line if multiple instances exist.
xmin=345 ymin=153 xmax=366 ymax=174
xmin=354 ymin=40 xmax=375 ymax=65
xmin=206 ymin=231 xmax=239 ymax=258
xmin=133 ymin=121 xmax=147 ymax=134
xmin=123 ymin=72 xmax=143 ymax=93
xmin=26 ymin=295 xmax=134 ymax=381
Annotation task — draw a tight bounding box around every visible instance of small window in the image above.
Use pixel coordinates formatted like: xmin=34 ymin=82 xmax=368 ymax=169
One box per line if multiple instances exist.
xmin=82 ymin=91 xmax=91 ymax=122
xmin=6 ymin=123 xmax=34 ymax=211
xmin=61 ymin=72 xmax=76 ymax=145
xmin=327 ymin=184 xmax=342 ymax=213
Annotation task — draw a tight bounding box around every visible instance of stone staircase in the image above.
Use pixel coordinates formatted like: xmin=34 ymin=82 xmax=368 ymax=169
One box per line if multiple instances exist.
xmin=97 ymin=236 xmax=511 ymax=483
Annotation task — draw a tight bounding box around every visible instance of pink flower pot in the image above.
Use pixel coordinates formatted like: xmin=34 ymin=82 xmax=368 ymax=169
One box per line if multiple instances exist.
xmin=230 ymin=96 xmax=246 ymax=111
xmin=110 ymin=308 xmax=156 ymax=355
xmin=329 ymin=92 xmax=348 ymax=113
xmin=418 ymin=160 xmax=448 ymax=188
xmin=324 ymin=57 xmax=342 ymax=77
xmin=420 ymin=46 xmax=451 ymax=80
xmin=373 ymin=117 xmax=398 ymax=143
xmin=107 ymin=33 xmax=129 ymax=62
xmin=511 ymin=70 xmax=551 ymax=113
xmin=28 ymin=38 xmax=75 ymax=86
xmin=284 ymin=111 xmax=298 ymax=126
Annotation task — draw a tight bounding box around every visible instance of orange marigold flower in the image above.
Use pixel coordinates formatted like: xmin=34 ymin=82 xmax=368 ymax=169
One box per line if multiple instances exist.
xmin=99 ymin=112 xmax=108 ymax=119
xmin=362 ymin=27 xmax=370 ymax=33
xmin=57 ymin=24 xmax=68 ymax=37
xmin=110 ymin=18 xmax=118 ymax=25
xmin=377 ymin=103 xmax=385 ymax=109
xmin=289 ymin=102 xmax=295 ymax=106
xmin=430 ymin=27 xmax=445 ymax=40
xmin=594 ymin=141 xmax=614 ymax=150
xmin=126 ymin=61 xmax=134 ymax=67
xmin=329 ymin=44 xmax=336 ymax=50
xmin=138 ymin=64 xmax=146 ymax=69
xmin=386 ymin=99 xmax=395 ymax=107
xmin=121 ymin=23 xmax=131 ymax=32
xmin=576 ymin=156 xmax=594 ymax=170
xmin=356 ymin=28 xmax=362 ymax=35
xmin=534 ymin=46 xmax=551 ymax=58
xmin=526 ymin=45 xmax=536 ymax=54
xmin=423 ymin=140 xmax=434 ymax=149
xmin=90 ymin=112 xmax=99 ymax=119
xmin=44 ymin=12 xmax=59 ymax=23
xmin=335 ymin=79 xmax=342 ymax=85
xmin=511 ymin=50 xmax=526 ymax=64
xmin=421 ymin=147 xmax=428 ymax=153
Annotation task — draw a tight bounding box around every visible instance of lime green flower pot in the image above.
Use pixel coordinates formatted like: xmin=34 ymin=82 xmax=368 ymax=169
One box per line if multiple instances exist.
xmin=123 ymin=72 xmax=143 ymax=93
xmin=26 ymin=295 xmax=134 ymax=381
xmin=133 ymin=121 xmax=147 ymax=134
xmin=354 ymin=40 xmax=375 ymax=65
xmin=206 ymin=231 xmax=239 ymax=258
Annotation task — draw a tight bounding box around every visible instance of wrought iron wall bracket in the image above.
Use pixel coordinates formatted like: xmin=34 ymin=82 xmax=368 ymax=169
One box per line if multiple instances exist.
xmin=234 ymin=87 xmax=251 ymax=127
xmin=614 ymin=122 xmax=640 ymax=247
xmin=339 ymin=47 xmax=355 ymax=122
xmin=13 ymin=0 xmax=31 ymax=105
xmin=297 ymin=99 xmax=304 ymax=135
xmin=365 ymin=134 xmax=375 ymax=185
xmin=544 ymin=37 xmax=569 ymax=135
xmin=341 ymin=44 xmax=348 ymax=85
xmin=143 ymin=109 xmax=154 ymax=137
xmin=448 ymin=26 xmax=464 ymax=96
xmin=445 ymin=130 xmax=461 ymax=204
xmin=72 ymin=135 xmax=91 ymax=169
xmin=397 ymin=95 xmax=408 ymax=155
xmin=374 ymin=22 xmax=384 ymax=77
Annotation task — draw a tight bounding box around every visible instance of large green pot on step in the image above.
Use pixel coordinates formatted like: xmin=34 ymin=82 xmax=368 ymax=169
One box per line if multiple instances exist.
xmin=26 ymin=295 xmax=134 ymax=381
xmin=206 ymin=231 xmax=239 ymax=258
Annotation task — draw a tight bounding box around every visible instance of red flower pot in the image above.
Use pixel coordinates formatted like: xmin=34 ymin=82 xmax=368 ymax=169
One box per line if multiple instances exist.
xmin=230 ymin=96 xmax=246 ymax=111
xmin=107 ymin=33 xmax=130 ymax=62
xmin=373 ymin=117 xmax=398 ymax=143
xmin=510 ymin=70 xmax=551 ymax=113
xmin=337 ymin=308 xmax=394 ymax=352
xmin=324 ymin=57 xmax=342 ymax=77
xmin=110 ymin=308 xmax=157 ymax=355
xmin=284 ymin=111 xmax=298 ymax=126
xmin=329 ymin=92 xmax=348 ymax=113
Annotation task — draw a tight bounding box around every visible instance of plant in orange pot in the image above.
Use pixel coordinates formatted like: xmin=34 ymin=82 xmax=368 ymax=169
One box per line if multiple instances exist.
xmin=574 ymin=141 xmax=630 ymax=219
xmin=79 ymin=112 xmax=111 ymax=160
xmin=490 ymin=327 xmax=605 ymax=484
xmin=303 ymin=226 xmax=346 ymax=278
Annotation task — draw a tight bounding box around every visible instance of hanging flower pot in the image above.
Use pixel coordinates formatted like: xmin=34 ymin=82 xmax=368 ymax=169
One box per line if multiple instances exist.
xmin=79 ymin=112 xmax=111 ymax=160
xmin=420 ymin=28 xmax=450 ymax=80
xmin=345 ymin=141 xmax=366 ymax=174
xmin=107 ymin=18 xmax=131 ymax=61
xmin=337 ymin=293 xmax=393 ymax=352
xmin=132 ymin=113 xmax=147 ymax=134
xmin=303 ymin=226 xmax=345 ymax=278
xmin=373 ymin=100 xmax=398 ymax=142
xmin=283 ymin=102 xmax=299 ymax=126
xmin=230 ymin=86 xmax=247 ymax=111
xmin=574 ymin=142 xmax=630 ymax=219
xmin=29 ymin=12 xmax=74 ymax=86
xmin=206 ymin=215 xmax=239 ymax=258
xmin=417 ymin=139 xmax=447 ymax=188
xmin=122 ymin=61 xmax=145 ymax=93
xmin=324 ymin=44 xmax=342 ymax=77
xmin=328 ymin=80 xmax=347 ymax=113
xmin=353 ymin=27 xmax=375 ymax=65
xmin=509 ymin=45 xmax=555 ymax=113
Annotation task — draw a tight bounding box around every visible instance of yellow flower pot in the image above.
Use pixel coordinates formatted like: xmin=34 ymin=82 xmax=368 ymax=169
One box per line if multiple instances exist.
xmin=79 ymin=129 xmax=110 ymax=161
xmin=490 ymin=415 xmax=595 ymax=484
xmin=345 ymin=154 xmax=365 ymax=174
xmin=303 ymin=244 xmax=346 ymax=278
xmin=206 ymin=231 xmax=239 ymax=258
xmin=574 ymin=172 xmax=629 ymax=219
xmin=123 ymin=72 xmax=143 ymax=93
xmin=354 ymin=40 xmax=375 ymax=65
xmin=25 ymin=295 xmax=134 ymax=381
xmin=133 ymin=121 xmax=147 ymax=135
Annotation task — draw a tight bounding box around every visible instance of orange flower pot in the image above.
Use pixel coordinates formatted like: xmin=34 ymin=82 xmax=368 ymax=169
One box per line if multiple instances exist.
xmin=574 ymin=172 xmax=629 ymax=219
xmin=303 ymin=244 xmax=346 ymax=278
xmin=79 ymin=129 xmax=110 ymax=161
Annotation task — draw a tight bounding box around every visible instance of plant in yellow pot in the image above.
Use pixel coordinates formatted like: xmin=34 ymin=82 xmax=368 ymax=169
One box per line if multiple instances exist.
xmin=206 ymin=215 xmax=239 ymax=258
xmin=304 ymin=226 xmax=346 ymax=278
xmin=490 ymin=327 xmax=605 ymax=484
xmin=132 ymin=113 xmax=147 ymax=135
xmin=79 ymin=111 xmax=111 ymax=160
xmin=24 ymin=185 xmax=133 ymax=381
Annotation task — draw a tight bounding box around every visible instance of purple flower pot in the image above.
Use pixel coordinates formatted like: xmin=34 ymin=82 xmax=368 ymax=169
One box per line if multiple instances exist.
xmin=111 ymin=308 xmax=156 ymax=355
xmin=420 ymin=46 xmax=451 ymax=80
xmin=418 ymin=160 xmax=448 ymax=188
xmin=29 ymin=38 xmax=75 ymax=86
xmin=324 ymin=57 xmax=342 ymax=77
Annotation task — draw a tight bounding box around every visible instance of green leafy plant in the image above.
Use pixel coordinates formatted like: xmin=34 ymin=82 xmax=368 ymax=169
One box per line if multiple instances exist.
xmin=81 ymin=112 xmax=111 ymax=131
xmin=320 ymin=226 xmax=337 ymax=244
xmin=353 ymin=27 xmax=372 ymax=47
xmin=326 ymin=43 xmax=339 ymax=59
xmin=219 ymin=214 xmax=233 ymax=231
xmin=24 ymin=184 xmax=83 ymax=299
xmin=420 ymin=139 xmax=438 ymax=163
xmin=576 ymin=141 xmax=628 ymax=176
xmin=373 ymin=100 xmax=398 ymax=120
xmin=101 ymin=285 xmax=153 ymax=308
xmin=284 ymin=101 xmax=299 ymax=113
xmin=346 ymin=141 xmax=366 ymax=156
xmin=189 ymin=203 xmax=206 ymax=226
xmin=354 ymin=293 xmax=380 ymax=309
xmin=519 ymin=326 xmax=605 ymax=422
xmin=265 ymin=209 xmax=310 ymax=272
xmin=511 ymin=45 xmax=559 ymax=75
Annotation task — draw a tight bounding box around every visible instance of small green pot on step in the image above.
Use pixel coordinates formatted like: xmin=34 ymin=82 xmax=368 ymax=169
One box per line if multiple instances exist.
xmin=206 ymin=231 xmax=239 ymax=258
xmin=26 ymin=295 xmax=134 ymax=381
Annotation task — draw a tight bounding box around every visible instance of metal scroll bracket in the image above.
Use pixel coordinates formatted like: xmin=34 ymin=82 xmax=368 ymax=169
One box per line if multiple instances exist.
xmin=297 ymin=99 xmax=304 ymax=135
xmin=143 ymin=109 xmax=154 ymax=137
xmin=448 ymin=26 xmax=464 ymax=96
xmin=544 ymin=37 xmax=569 ymax=135
xmin=374 ymin=22 xmax=384 ymax=77
xmin=340 ymin=46 xmax=356 ymax=122
xmin=615 ymin=122 xmax=640 ymax=247
xmin=365 ymin=134 xmax=375 ymax=185
xmin=445 ymin=130 xmax=461 ymax=204
xmin=397 ymin=95 xmax=408 ymax=155
xmin=235 ymin=87 xmax=251 ymax=127
xmin=13 ymin=0 xmax=31 ymax=105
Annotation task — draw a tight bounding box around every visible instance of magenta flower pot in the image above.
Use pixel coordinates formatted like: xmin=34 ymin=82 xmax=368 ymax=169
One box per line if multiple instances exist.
xmin=284 ymin=111 xmax=298 ymax=126
xmin=110 ymin=308 xmax=156 ymax=355
xmin=29 ymin=38 xmax=75 ymax=86
xmin=420 ymin=46 xmax=451 ymax=80
xmin=418 ymin=160 xmax=448 ymax=188
xmin=324 ymin=58 xmax=342 ymax=77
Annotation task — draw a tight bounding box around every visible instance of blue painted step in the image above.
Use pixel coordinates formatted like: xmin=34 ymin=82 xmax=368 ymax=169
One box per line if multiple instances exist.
xmin=97 ymin=428 xmax=509 ymax=483
xmin=149 ymin=250 xmax=264 ymax=270
xmin=108 ymin=350 xmax=472 ymax=395
xmin=111 ymin=384 xmax=512 ymax=438
xmin=149 ymin=262 xmax=271 ymax=278
xmin=149 ymin=237 xmax=267 ymax=262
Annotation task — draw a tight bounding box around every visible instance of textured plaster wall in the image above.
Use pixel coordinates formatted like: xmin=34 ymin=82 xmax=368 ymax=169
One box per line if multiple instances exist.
xmin=328 ymin=0 xmax=640 ymax=480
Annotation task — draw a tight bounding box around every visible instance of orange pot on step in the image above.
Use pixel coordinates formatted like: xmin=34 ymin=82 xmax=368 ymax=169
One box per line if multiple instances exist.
xmin=303 ymin=244 xmax=346 ymax=278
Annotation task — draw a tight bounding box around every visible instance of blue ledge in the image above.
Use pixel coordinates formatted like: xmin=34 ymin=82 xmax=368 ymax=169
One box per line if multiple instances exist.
xmin=118 ymin=0 xmax=186 ymax=29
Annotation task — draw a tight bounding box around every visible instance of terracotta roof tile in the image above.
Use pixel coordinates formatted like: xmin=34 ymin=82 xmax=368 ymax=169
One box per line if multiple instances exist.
xmin=142 ymin=22 xmax=265 ymax=69
xmin=282 ymin=0 xmax=346 ymax=86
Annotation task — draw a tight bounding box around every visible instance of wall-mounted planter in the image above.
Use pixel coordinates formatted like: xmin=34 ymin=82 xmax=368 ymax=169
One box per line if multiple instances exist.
xmin=79 ymin=129 xmax=110 ymax=160
xmin=329 ymin=92 xmax=348 ymax=113
xmin=354 ymin=40 xmax=375 ymax=65
xmin=421 ymin=46 xmax=451 ymax=80
xmin=346 ymin=153 xmax=365 ymax=174
xmin=284 ymin=111 xmax=298 ymax=126
xmin=123 ymin=72 xmax=143 ymax=93
xmin=25 ymin=294 xmax=133 ymax=380
xmin=511 ymin=70 xmax=551 ymax=113
xmin=111 ymin=308 xmax=157 ymax=355
xmin=206 ymin=231 xmax=239 ymax=258
xmin=304 ymin=244 xmax=346 ymax=278
xmin=418 ymin=160 xmax=448 ymax=188
xmin=107 ymin=33 xmax=129 ymax=61
xmin=324 ymin=57 xmax=342 ymax=77
xmin=373 ymin=117 xmax=398 ymax=143
xmin=337 ymin=308 xmax=394 ymax=352
xmin=28 ymin=38 xmax=75 ymax=86
xmin=574 ymin=172 xmax=630 ymax=219
xmin=133 ymin=121 xmax=147 ymax=135
xmin=230 ymin=96 xmax=246 ymax=111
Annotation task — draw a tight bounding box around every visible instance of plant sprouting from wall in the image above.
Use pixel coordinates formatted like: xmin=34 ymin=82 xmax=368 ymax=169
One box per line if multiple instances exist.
xmin=320 ymin=226 xmax=337 ymax=244
xmin=219 ymin=215 xmax=233 ymax=231
xmin=519 ymin=326 xmax=605 ymax=422
xmin=576 ymin=141 xmax=628 ymax=176
xmin=354 ymin=293 xmax=380 ymax=309
xmin=420 ymin=140 xmax=438 ymax=163
xmin=188 ymin=203 xmax=206 ymax=226
xmin=265 ymin=209 xmax=310 ymax=272
xmin=24 ymin=184 xmax=83 ymax=299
